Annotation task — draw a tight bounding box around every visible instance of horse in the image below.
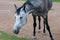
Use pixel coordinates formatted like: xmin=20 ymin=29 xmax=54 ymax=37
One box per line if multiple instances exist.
xmin=13 ymin=0 xmax=54 ymax=40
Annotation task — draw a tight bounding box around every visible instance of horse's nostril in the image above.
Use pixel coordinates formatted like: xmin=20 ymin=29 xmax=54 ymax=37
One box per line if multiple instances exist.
xmin=13 ymin=26 xmax=21 ymax=34
xmin=13 ymin=30 xmax=19 ymax=34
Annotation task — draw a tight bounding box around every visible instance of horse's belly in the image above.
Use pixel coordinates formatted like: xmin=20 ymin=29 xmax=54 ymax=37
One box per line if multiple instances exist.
xmin=32 ymin=11 xmax=46 ymax=16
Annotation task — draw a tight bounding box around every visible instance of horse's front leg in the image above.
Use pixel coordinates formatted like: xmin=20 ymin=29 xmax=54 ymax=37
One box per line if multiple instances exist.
xmin=32 ymin=15 xmax=37 ymax=39
xmin=38 ymin=16 xmax=41 ymax=32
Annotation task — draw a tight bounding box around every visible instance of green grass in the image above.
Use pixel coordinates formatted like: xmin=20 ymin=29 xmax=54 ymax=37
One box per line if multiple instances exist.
xmin=0 ymin=31 xmax=31 ymax=40
xmin=53 ymin=0 xmax=60 ymax=2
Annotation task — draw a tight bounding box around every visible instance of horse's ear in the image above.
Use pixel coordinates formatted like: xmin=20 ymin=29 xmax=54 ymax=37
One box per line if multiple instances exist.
xmin=14 ymin=4 xmax=18 ymax=10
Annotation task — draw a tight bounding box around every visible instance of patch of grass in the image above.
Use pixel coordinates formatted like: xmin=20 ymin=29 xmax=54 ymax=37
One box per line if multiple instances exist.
xmin=53 ymin=0 xmax=60 ymax=2
xmin=0 ymin=31 xmax=31 ymax=40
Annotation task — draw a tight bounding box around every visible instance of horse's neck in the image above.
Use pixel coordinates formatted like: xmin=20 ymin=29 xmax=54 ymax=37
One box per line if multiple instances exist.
xmin=25 ymin=3 xmax=34 ymax=15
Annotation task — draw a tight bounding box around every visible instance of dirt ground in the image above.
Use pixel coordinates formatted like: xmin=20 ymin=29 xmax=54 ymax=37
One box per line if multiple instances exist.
xmin=0 ymin=1 xmax=60 ymax=40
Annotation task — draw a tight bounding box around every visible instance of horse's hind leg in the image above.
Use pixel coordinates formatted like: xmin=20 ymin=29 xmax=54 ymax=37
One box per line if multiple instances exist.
xmin=32 ymin=15 xmax=37 ymax=39
xmin=43 ymin=14 xmax=54 ymax=40
xmin=38 ymin=16 xmax=41 ymax=32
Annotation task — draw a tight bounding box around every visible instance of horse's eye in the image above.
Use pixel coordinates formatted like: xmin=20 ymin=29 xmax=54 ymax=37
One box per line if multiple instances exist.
xmin=20 ymin=17 xmax=22 ymax=19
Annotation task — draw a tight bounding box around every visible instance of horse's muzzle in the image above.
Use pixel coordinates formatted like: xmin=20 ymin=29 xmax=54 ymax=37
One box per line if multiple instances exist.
xmin=13 ymin=30 xmax=19 ymax=34
xmin=13 ymin=26 xmax=21 ymax=34
xmin=13 ymin=24 xmax=22 ymax=34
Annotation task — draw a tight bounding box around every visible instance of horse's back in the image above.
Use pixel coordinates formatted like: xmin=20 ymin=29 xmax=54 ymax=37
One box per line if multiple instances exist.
xmin=28 ymin=0 xmax=53 ymax=16
xmin=28 ymin=0 xmax=52 ymax=11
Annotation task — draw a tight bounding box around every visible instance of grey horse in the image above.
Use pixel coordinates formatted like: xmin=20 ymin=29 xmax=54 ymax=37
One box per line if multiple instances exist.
xmin=13 ymin=0 xmax=54 ymax=40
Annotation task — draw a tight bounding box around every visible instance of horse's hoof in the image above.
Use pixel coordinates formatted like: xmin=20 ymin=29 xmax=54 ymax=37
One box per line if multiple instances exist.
xmin=51 ymin=38 xmax=54 ymax=40
xmin=43 ymin=31 xmax=46 ymax=33
xmin=32 ymin=36 xmax=36 ymax=39
xmin=43 ymin=33 xmax=47 ymax=36
xmin=38 ymin=30 xmax=41 ymax=33
xmin=50 ymin=37 xmax=54 ymax=40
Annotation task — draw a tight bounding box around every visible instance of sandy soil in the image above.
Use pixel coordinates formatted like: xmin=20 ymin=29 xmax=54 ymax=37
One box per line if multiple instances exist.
xmin=0 ymin=1 xmax=60 ymax=40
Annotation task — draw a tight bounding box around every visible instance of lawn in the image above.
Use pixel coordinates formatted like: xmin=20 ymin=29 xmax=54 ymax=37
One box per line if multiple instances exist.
xmin=0 ymin=31 xmax=31 ymax=40
xmin=53 ymin=0 xmax=60 ymax=2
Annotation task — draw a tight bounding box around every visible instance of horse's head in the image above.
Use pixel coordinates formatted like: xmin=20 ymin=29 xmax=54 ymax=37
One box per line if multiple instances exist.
xmin=13 ymin=4 xmax=27 ymax=34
